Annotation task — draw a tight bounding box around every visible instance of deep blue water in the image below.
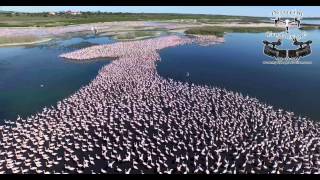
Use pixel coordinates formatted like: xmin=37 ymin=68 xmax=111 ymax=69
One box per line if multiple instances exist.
xmin=157 ymin=30 xmax=320 ymax=121
xmin=0 ymin=35 xmax=115 ymax=122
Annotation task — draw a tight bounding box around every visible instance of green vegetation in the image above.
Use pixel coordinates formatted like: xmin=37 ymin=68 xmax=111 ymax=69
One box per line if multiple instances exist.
xmin=197 ymin=16 xmax=266 ymax=24
xmin=299 ymin=26 xmax=320 ymax=31
xmin=185 ymin=26 xmax=283 ymax=37
xmin=0 ymin=12 xmax=269 ymax=27
xmin=0 ymin=35 xmax=41 ymax=44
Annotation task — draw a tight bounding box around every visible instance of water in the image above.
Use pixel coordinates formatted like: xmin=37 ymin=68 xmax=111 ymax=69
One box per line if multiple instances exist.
xmin=157 ymin=30 xmax=320 ymax=121
xmin=302 ymin=19 xmax=320 ymax=25
xmin=0 ymin=35 xmax=115 ymax=122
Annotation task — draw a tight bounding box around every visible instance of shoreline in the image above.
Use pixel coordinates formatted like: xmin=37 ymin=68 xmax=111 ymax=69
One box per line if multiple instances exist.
xmin=0 ymin=38 xmax=52 ymax=47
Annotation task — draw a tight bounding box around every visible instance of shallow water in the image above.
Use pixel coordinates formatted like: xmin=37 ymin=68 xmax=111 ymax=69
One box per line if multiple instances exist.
xmin=157 ymin=30 xmax=320 ymax=121
xmin=0 ymin=35 xmax=115 ymax=122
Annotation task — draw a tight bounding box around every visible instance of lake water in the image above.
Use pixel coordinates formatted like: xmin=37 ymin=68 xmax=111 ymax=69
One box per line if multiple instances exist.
xmin=157 ymin=29 xmax=320 ymax=121
xmin=0 ymin=35 xmax=115 ymax=122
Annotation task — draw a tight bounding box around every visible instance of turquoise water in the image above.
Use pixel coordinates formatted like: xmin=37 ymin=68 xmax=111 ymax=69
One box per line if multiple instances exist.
xmin=0 ymin=35 xmax=115 ymax=122
xmin=157 ymin=30 xmax=320 ymax=121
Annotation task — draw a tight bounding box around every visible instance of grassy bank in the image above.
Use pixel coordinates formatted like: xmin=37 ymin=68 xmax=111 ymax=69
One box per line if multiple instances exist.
xmin=197 ymin=17 xmax=266 ymax=24
xmin=185 ymin=26 xmax=283 ymax=37
xmin=299 ymin=26 xmax=320 ymax=31
xmin=0 ymin=35 xmax=41 ymax=44
xmin=0 ymin=37 xmax=51 ymax=47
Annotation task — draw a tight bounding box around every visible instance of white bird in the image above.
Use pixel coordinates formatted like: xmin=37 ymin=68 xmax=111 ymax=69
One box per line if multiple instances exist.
xmin=125 ymin=168 xmax=131 ymax=174
xmin=108 ymin=161 xmax=115 ymax=168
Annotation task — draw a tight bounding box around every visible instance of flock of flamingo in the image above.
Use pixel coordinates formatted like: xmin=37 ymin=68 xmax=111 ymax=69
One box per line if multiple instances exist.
xmin=0 ymin=35 xmax=319 ymax=174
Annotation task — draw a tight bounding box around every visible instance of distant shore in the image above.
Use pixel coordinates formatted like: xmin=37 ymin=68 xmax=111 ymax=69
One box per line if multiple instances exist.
xmin=0 ymin=20 xmax=304 ymax=47
xmin=0 ymin=21 xmax=277 ymax=40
